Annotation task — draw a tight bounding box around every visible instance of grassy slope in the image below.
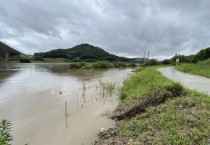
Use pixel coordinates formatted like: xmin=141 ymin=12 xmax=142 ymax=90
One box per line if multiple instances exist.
xmin=117 ymin=67 xmax=210 ymax=144
xmin=176 ymin=58 xmax=210 ymax=78
xmin=119 ymin=67 xmax=176 ymax=108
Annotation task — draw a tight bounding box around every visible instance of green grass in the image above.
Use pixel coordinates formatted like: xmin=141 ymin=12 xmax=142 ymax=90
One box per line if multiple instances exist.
xmin=117 ymin=66 xmax=210 ymax=144
xmin=119 ymin=66 xmax=180 ymax=108
xmin=176 ymin=58 xmax=210 ymax=78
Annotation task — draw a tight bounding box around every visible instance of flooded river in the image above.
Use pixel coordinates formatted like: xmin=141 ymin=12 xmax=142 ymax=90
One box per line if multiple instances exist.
xmin=0 ymin=63 xmax=131 ymax=145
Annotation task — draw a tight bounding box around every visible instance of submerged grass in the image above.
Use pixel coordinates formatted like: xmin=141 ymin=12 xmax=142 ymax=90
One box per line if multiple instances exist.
xmin=99 ymin=80 xmax=116 ymax=98
xmin=176 ymin=58 xmax=210 ymax=78
xmin=113 ymin=66 xmax=210 ymax=144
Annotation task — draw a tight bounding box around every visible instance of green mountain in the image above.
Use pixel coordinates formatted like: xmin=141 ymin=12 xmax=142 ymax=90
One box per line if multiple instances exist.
xmin=34 ymin=43 xmax=130 ymax=62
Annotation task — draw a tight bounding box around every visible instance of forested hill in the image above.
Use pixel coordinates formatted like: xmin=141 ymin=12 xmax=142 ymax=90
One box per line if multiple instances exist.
xmin=170 ymin=47 xmax=210 ymax=63
xmin=34 ymin=43 xmax=130 ymax=61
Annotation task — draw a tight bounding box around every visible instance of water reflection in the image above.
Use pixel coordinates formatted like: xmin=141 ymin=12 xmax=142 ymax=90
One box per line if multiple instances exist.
xmin=33 ymin=63 xmax=105 ymax=81
xmin=0 ymin=63 xmax=19 ymax=85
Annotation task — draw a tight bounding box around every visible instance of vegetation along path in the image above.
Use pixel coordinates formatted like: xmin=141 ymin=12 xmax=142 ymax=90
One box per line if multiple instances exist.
xmin=158 ymin=67 xmax=210 ymax=95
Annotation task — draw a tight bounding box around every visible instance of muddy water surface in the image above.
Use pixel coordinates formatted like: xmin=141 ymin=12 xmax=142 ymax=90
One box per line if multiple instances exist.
xmin=0 ymin=63 xmax=131 ymax=145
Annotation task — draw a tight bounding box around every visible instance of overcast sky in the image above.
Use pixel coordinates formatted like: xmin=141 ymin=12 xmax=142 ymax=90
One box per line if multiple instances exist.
xmin=0 ymin=0 xmax=210 ymax=59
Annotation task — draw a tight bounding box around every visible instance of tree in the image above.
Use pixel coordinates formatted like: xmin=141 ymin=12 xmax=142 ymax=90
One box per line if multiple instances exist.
xmin=145 ymin=59 xmax=160 ymax=66
xmin=161 ymin=59 xmax=171 ymax=65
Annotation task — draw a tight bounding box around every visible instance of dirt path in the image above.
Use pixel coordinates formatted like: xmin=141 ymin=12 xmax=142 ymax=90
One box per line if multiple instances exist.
xmin=158 ymin=67 xmax=210 ymax=95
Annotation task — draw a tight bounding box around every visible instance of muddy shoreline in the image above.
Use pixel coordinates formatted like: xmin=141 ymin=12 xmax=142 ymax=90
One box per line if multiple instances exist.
xmin=95 ymin=83 xmax=184 ymax=145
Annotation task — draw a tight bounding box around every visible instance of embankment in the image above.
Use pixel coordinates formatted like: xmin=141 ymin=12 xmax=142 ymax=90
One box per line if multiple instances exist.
xmin=96 ymin=66 xmax=210 ymax=145
xmin=176 ymin=58 xmax=210 ymax=78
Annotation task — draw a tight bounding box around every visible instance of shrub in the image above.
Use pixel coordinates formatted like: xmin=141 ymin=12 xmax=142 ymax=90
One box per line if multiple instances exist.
xmin=92 ymin=61 xmax=111 ymax=69
xmin=128 ymin=63 xmax=137 ymax=67
xmin=161 ymin=59 xmax=171 ymax=65
xmin=144 ymin=59 xmax=160 ymax=66
xmin=114 ymin=62 xmax=127 ymax=68
xmin=69 ymin=62 xmax=86 ymax=69
xmin=19 ymin=58 xmax=31 ymax=63
xmin=33 ymin=56 xmax=44 ymax=61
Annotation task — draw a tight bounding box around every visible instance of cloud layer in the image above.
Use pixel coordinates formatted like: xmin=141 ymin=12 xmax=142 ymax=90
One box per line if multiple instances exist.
xmin=0 ymin=0 xmax=210 ymax=59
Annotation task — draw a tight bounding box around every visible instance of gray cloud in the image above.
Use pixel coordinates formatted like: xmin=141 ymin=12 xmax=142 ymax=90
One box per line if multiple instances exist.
xmin=0 ymin=0 xmax=210 ymax=59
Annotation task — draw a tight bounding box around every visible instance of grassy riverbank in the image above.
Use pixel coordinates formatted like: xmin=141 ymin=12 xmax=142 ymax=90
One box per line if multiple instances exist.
xmin=16 ymin=57 xmax=138 ymax=69
xmin=97 ymin=67 xmax=210 ymax=144
xmin=68 ymin=61 xmax=137 ymax=69
xmin=176 ymin=58 xmax=210 ymax=78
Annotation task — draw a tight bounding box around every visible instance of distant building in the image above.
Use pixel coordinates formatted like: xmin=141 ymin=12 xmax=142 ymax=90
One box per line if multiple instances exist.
xmin=0 ymin=41 xmax=21 ymax=61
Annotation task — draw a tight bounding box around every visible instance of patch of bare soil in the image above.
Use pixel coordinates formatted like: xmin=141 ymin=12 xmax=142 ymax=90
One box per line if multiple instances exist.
xmin=112 ymin=85 xmax=184 ymax=120
xmin=95 ymin=128 xmax=128 ymax=145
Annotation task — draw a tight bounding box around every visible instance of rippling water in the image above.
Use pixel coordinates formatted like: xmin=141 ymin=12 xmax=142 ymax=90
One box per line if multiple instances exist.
xmin=0 ymin=63 xmax=131 ymax=145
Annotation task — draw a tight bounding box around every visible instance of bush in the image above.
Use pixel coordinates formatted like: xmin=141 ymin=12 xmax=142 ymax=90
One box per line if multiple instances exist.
xmin=33 ymin=56 xmax=44 ymax=61
xmin=92 ymin=61 xmax=111 ymax=69
xmin=144 ymin=59 xmax=160 ymax=66
xmin=69 ymin=62 xmax=86 ymax=69
xmin=128 ymin=63 xmax=137 ymax=67
xmin=19 ymin=58 xmax=31 ymax=63
xmin=161 ymin=59 xmax=171 ymax=65
xmin=114 ymin=62 xmax=127 ymax=68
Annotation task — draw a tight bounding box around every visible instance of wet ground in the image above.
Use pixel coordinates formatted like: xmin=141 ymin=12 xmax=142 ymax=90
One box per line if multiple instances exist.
xmin=0 ymin=63 xmax=131 ymax=145
xmin=158 ymin=67 xmax=210 ymax=95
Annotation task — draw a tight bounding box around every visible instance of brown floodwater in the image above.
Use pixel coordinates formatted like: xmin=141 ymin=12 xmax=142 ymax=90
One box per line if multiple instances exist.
xmin=0 ymin=63 xmax=131 ymax=145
